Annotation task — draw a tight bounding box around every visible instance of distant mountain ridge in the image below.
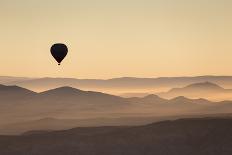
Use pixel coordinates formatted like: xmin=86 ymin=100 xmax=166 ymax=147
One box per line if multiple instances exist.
xmin=0 ymin=76 xmax=34 ymax=84
xmin=159 ymin=82 xmax=232 ymax=101
xmin=169 ymin=82 xmax=224 ymax=92
xmin=2 ymin=75 xmax=232 ymax=94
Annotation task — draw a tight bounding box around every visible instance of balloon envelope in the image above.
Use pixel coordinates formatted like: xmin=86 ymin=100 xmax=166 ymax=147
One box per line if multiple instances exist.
xmin=50 ymin=43 xmax=68 ymax=65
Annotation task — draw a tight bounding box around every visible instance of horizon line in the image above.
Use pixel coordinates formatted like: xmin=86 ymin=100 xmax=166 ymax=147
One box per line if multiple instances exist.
xmin=2 ymin=75 xmax=232 ymax=80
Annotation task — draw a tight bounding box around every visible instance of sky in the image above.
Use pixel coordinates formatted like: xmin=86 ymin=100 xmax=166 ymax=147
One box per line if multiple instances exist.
xmin=0 ymin=0 xmax=232 ymax=79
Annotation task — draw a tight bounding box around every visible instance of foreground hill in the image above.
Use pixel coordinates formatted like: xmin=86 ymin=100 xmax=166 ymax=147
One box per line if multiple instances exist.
xmin=159 ymin=82 xmax=232 ymax=101
xmin=1 ymin=113 xmax=232 ymax=135
xmin=1 ymin=118 xmax=232 ymax=155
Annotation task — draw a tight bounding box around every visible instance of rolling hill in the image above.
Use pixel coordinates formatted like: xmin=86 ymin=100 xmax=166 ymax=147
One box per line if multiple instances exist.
xmin=0 ymin=118 xmax=232 ymax=155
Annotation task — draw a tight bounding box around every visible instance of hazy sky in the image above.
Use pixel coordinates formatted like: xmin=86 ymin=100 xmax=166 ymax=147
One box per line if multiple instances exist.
xmin=1 ymin=0 xmax=232 ymax=78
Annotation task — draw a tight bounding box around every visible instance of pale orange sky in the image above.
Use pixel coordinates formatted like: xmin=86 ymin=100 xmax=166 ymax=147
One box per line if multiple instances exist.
xmin=0 ymin=0 xmax=232 ymax=79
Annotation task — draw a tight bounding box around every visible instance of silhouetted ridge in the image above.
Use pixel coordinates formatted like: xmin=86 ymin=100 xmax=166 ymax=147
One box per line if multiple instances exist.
xmin=170 ymin=96 xmax=190 ymax=102
xmin=0 ymin=84 xmax=5 ymax=88
xmin=142 ymin=94 xmax=168 ymax=103
xmin=39 ymin=86 xmax=83 ymax=95
xmin=168 ymin=96 xmax=212 ymax=106
xmin=0 ymin=85 xmax=36 ymax=103
xmin=1 ymin=118 xmax=232 ymax=155
xmin=143 ymin=94 xmax=161 ymax=99
xmin=168 ymin=82 xmax=224 ymax=93
xmin=0 ymin=84 xmax=35 ymax=94
xmin=184 ymin=81 xmax=224 ymax=90
xmin=39 ymin=86 xmax=121 ymax=98
xmin=157 ymin=81 xmax=232 ymax=101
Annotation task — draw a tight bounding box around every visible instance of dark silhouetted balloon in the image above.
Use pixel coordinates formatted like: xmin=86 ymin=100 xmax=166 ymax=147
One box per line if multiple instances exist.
xmin=50 ymin=43 xmax=68 ymax=65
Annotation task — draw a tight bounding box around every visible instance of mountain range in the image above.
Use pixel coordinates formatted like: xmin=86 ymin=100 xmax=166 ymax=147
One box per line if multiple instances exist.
xmin=2 ymin=76 xmax=232 ymax=94
xmin=1 ymin=83 xmax=232 ymax=134
xmin=158 ymin=82 xmax=232 ymax=101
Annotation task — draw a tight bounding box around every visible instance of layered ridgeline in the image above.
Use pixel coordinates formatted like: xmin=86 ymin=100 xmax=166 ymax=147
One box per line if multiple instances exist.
xmin=1 ymin=84 xmax=232 ymax=134
xmin=158 ymin=82 xmax=232 ymax=101
xmin=0 ymin=118 xmax=232 ymax=155
xmin=2 ymin=76 xmax=232 ymax=95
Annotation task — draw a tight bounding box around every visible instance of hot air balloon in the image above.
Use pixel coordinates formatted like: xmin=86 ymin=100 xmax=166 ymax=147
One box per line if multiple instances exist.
xmin=50 ymin=43 xmax=68 ymax=65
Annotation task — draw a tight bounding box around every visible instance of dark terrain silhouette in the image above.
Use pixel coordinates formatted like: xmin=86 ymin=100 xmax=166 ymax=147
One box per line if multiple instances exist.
xmin=0 ymin=118 xmax=232 ymax=155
